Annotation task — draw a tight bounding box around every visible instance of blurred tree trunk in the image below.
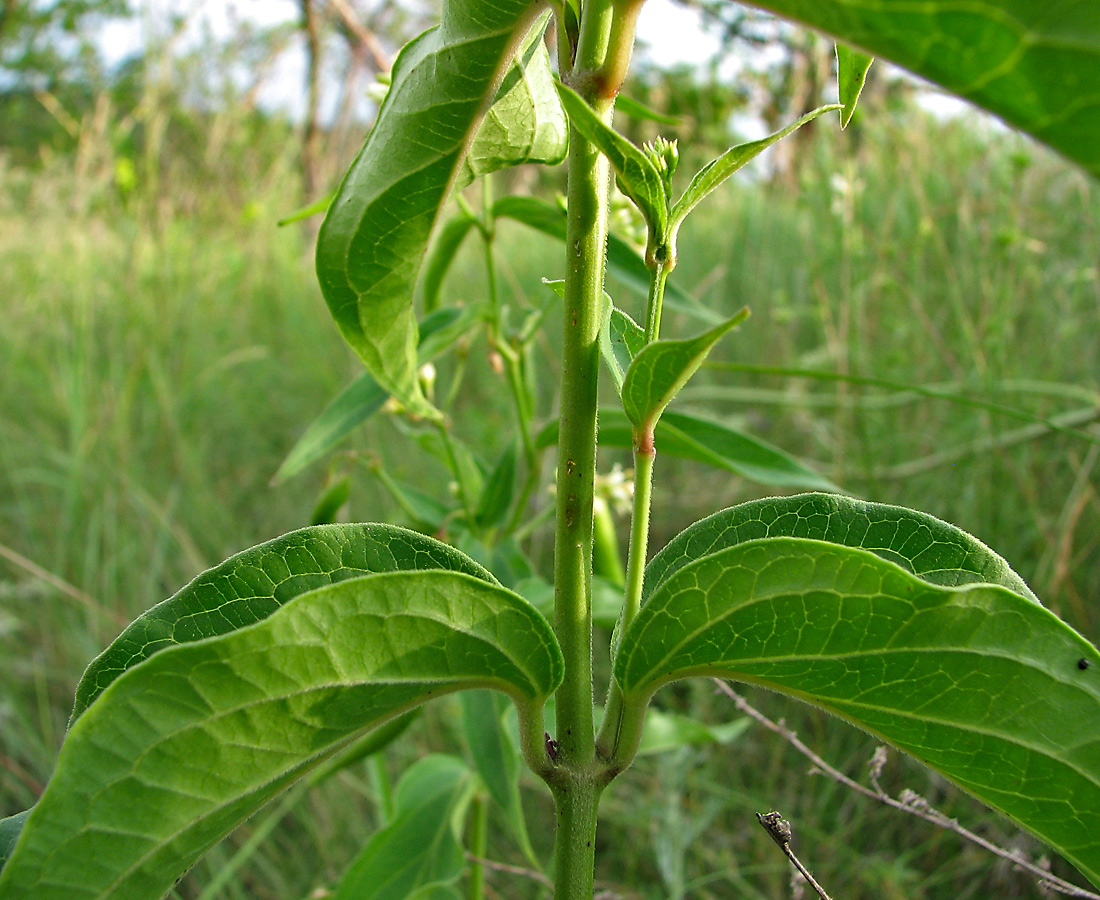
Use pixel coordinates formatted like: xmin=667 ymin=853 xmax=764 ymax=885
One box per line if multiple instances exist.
xmin=299 ymin=0 xmax=324 ymax=203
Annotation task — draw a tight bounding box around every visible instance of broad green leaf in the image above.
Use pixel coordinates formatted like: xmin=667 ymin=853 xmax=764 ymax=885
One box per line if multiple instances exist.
xmin=274 ymin=306 xmax=479 ymax=483
xmin=315 ymin=1 xmax=548 ymax=414
xmin=0 ymin=811 xmax=30 ymax=871
xmin=421 ymin=213 xmax=479 ymax=312
xmin=555 ymin=82 xmax=669 ymax=247
xmin=0 ymin=571 xmax=562 ymax=900
xmin=475 ymin=440 xmax=518 ymax=529
xmin=491 ymin=195 xmax=721 ymax=323
xmin=72 ymin=523 xmax=496 ymax=720
xmin=334 ymin=755 xmax=472 ymax=900
xmin=461 ymin=691 xmax=534 ymax=859
xmin=749 ymin=0 xmax=1100 ymax=177
xmin=635 ymin=709 xmax=750 ymax=757
xmin=615 ymin=534 xmax=1100 ymax=888
xmin=601 ymin=306 xmax=646 ymax=393
xmin=409 ymin=888 xmax=463 ymax=900
xmin=836 ymin=44 xmax=873 ymax=128
xmin=643 ymin=492 xmax=1035 ymax=604
xmin=669 ymin=106 xmax=839 ymax=234
xmin=621 ymin=309 xmax=749 ymax=434
xmin=458 ymin=15 xmax=568 ymax=185
xmin=536 ymin=408 xmax=837 ymax=492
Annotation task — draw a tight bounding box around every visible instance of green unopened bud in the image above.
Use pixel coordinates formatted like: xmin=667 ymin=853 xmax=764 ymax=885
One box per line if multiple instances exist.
xmin=644 ymin=136 xmax=679 ymax=202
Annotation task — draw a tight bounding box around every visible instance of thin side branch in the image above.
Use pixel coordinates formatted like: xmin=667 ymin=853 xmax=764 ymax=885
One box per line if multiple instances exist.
xmin=714 ymin=680 xmax=1100 ymax=900
xmin=326 ymin=0 xmax=392 ymax=71
xmin=756 ymin=811 xmax=834 ymax=900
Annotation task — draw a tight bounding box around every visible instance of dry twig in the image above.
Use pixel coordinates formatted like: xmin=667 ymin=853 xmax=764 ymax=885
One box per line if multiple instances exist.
xmin=715 ymin=679 xmax=1100 ymax=899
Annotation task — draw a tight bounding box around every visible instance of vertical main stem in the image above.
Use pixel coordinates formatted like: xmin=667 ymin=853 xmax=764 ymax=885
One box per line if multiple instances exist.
xmin=553 ymin=111 xmax=610 ymax=766
xmin=549 ymin=2 xmax=639 ymax=899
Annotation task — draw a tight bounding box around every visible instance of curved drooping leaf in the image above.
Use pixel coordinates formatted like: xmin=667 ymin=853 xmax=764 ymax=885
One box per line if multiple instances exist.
xmin=601 ymin=305 xmax=645 ymax=393
xmin=621 ymin=309 xmax=749 ymax=435
xmin=749 ymin=0 xmax=1100 ymax=177
xmin=615 ymin=499 xmax=1100 ymax=886
xmin=458 ymin=15 xmax=568 ymax=186
xmin=316 ymin=0 xmax=555 ymax=414
xmin=0 ymin=571 xmax=562 ymax=900
xmin=555 ymin=82 xmax=669 ymax=246
xmin=536 ymin=408 xmax=837 ymax=492
xmin=836 ymin=44 xmax=873 ymax=128
xmin=72 ymin=523 xmax=496 ymax=721
xmin=334 ymin=755 xmax=472 ymax=900
xmin=643 ymin=492 xmax=1035 ymax=604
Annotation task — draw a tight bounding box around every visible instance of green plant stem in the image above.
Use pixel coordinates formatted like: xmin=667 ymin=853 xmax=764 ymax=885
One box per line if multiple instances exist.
xmin=552 ymin=50 xmax=613 ymax=777
xmin=368 ymin=754 xmax=394 ymax=824
xmin=468 ymin=793 xmax=488 ymax=900
xmin=545 ymin=1 xmax=638 ymax=898
xmin=643 ymin=259 xmax=670 ymax=342
xmin=436 ymin=418 xmax=477 ymax=521
xmin=595 ymin=257 xmax=665 ymax=760
xmin=550 ymin=777 xmax=606 ymax=900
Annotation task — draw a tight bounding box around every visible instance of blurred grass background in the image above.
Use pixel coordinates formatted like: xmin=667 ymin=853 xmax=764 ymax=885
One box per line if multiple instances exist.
xmin=2 ymin=7 xmax=1100 ymax=897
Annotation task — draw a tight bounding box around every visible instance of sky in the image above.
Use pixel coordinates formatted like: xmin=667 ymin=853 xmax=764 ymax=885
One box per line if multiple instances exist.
xmin=93 ymin=0 xmax=972 ymax=124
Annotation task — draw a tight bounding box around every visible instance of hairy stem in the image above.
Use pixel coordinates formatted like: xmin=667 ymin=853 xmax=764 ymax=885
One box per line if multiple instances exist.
xmin=547 ymin=0 xmax=639 ymax=897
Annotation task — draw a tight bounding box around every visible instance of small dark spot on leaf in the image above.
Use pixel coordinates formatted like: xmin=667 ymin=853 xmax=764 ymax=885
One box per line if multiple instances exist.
xmin=1078 ymin=658 xmax=1091 ymax=671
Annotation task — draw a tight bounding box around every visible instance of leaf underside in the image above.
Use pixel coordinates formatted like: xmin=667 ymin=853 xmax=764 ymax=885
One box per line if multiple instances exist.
xmin=749 ymin=0 xmax=1100 ymax=177
xmin=315 ymin=0 xmax=556 ymax=410
xmin=616 ymin=494 xmax=1100 ymax=887
xmin=72 ymin=523 xmax=497 ymax=721
xmin=0 ymin=571 xmax=562 ymax=900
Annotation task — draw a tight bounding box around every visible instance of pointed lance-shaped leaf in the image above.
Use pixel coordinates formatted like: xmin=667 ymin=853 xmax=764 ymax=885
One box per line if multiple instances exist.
xmin=554 ymin=81 xmax=669 ymax=250
xmin=836 ymin=44 xmax=873 ymax=128
xmin=621 ymin=309 xmax=749 ymax=436
xmin=316 ymin=1 xmax=560 ymax=415
xmin=669 ymin=105 xmax=840 ymax=239
xmin=0 ymin=570 xmax=563 ymax=900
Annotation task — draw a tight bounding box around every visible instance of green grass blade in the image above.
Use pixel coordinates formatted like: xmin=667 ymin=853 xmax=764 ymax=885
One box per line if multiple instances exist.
xmin=72 ymin=524 xmax=498 ymax=721
xmin=316 ymin=1 xmax=547 ymax=414
xmin=621 ymin=309 xmax=749 ymax=433
xmin=0 ymin=571 xmax=562 ymax=900
xmin=752 ymin=0 xmax=1100 ymax=176
xmin=836 ymin=44 xmax=873 ymax=128
xmin=536 ymin=408 xmax=835 ymax=492
xmin=421 ymin=213 xmax=479 ymax=313
xmin=617 ymin=533 xmax=1100 ymax=888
